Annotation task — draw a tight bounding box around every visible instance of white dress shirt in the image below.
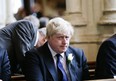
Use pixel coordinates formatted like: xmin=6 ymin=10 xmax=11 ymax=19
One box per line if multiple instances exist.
xmin=48 ymin=43 xmax=71 ymax=81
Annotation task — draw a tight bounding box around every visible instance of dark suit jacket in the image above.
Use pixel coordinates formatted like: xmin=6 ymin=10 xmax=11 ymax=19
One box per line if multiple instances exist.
xmin=24 ymin=42 xmax=90 ymax=81
xmin=0 ymin=48 xmax=11 ymax=81
xmin=95 ymin=34 xmax=116 ymax=79
xmin=0 ymin=20 xmax=38 ymax=74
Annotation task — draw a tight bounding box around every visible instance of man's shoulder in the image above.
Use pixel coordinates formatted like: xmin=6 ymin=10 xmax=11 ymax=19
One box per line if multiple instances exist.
xmin=17 ymin=20 xmax=30 ymax=24
xmin=68 ymin=46 xmax=83 ymax=52
xmin=102 ymin=36 xmax=116 ymax=46
xmin=105 ymin=34 xmax=116 ymax=42
xmin=67 ymin=46 xmax=84 ymax=57
xmin=67 ymin=46 xmax=87 ymax=64
xmin=26 ymin=48 xmax=38 ymax=54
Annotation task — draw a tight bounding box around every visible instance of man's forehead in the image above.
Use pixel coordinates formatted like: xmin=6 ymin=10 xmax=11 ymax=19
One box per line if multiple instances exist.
xmin=55 ymin=33 xmax=70 ymax=36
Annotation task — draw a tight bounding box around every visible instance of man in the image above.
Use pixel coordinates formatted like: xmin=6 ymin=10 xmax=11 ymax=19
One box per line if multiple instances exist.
xmin=0 ymin=19 xmax=38 ymax=75
xmin=24 ymin=17 xmax=90 ymax=81
xmin=95 ymin=34 xmax=116 ymax=79
xmin=35 ymin=27 xmax=47 ymax=48
xmin=0 ymin=48 xmax=11 ymax=81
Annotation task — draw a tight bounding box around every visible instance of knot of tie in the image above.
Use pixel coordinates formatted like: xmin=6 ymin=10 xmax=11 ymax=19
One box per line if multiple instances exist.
xmin=56 ymin=54 xmax=61 ymax=61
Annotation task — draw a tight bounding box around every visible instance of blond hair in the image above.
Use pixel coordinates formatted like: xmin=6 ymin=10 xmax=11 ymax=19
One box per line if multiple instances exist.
xmin=46 ymin=17 xmax=74 ymax=38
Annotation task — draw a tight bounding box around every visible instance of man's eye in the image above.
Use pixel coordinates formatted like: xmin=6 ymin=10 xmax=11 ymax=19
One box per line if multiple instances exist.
xmin=57 ymin=36 xmax=70 ymax=39
xmin=66 ymin=36 xmax=69 ymax=39
xmin=56 ymin=36 xmax=62 ymax=39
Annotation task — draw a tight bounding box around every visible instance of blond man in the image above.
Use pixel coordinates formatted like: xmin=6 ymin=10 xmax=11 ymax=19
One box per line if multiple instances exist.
xmin=24 ymin=17 xmax=90 ymax=81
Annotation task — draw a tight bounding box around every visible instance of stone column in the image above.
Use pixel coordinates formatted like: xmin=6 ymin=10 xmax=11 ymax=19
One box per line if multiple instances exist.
xmin=6 ymin=0 xmax=16 ymax=25
xmin=98 ymin=0 xmax=116 ymax=25
xmin=63 ymin=0 xmax=86 ymax=26
xmin=43 ymin=0 xmax=58 ymax=17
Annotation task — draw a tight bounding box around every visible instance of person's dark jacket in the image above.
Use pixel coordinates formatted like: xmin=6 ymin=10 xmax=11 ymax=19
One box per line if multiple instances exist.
xmin=24 ymin=42 xmax=90 ymax=81
xmin=0 ymin=48 xmax=11 ymax=81
xmin=0 ymin=20 xmax=38 ymax=74
xmin=95 ymin=34 xmax=116 ymax=79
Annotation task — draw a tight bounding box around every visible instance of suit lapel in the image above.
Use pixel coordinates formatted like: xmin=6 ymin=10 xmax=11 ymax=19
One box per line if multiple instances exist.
xmin=42 ymin=43 xmax=58 ymax=81
xmin=65 ymin=48 xmax=79 ymax=81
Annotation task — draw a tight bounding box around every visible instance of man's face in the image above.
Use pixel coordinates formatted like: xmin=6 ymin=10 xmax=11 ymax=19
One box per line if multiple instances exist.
xmin=48 ymin=33 xmax=71 ymax=53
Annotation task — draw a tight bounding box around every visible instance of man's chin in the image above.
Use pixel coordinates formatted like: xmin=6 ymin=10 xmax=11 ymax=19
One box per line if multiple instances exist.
xmin=60 ymin=49 xmax=67 ymax=53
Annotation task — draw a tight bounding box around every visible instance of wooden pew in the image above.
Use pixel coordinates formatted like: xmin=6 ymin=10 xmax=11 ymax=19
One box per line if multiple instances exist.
xmin=87 ymin=61 xmax=96 ymax=80
xmin=11 ymin=74 xmax=25 ymax=81
xmin=85 ymin=78 xmax=115 ymax=81
xmin=10 ymin=61 xmax=96 ymax=81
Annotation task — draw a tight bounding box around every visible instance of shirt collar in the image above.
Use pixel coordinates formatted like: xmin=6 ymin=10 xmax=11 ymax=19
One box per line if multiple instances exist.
xmin=47 ymin=43 xmax=65 ymax=58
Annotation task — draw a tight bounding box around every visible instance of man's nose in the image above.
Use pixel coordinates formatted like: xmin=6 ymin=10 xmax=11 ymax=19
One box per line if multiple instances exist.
xmin=62 ymin=37 xmax=68 ymax=43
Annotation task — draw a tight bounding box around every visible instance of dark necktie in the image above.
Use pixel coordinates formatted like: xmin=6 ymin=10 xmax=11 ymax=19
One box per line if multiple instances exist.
xmin=56 ymin=54 xmax=68 ymax=81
